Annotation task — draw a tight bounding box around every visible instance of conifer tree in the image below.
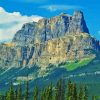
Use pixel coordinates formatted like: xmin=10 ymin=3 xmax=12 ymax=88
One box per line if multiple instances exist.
xmin=25 ymin=80 xmax=28 ymax=100
xmin=40 ymin=90 xmax=45 ymax=100
xmin=44 ymin=86 xmax=49 ymax=100
xmin=78 ymin=86 xmax=84 ymax=100
xmin=84 ymin=86 xmax=88 ymax=100
xmin=5 ymin=92 xmax=8 ymax=100
xmin=60 ymin=79 xmax=65 ymax=100
xmin=18 ymin=82 xmax=22 ymax=100
xmin=63 ymin=79 xmax=66 ymax=99
xmin=33 ymin=86 xmax=38 ymax=100
xmin=67 ymin=80 xmax=73 ymax=100
xmin=55 ymin=79 xmax=65 ymax=100
xmin=55 ymin=80 xmax=60 ymax=100
xmin=14 ymin=89 xmax=18 ymax=100
xmin=48 ymin=83 xmax=53 ymax=100
xmin=72 ymin=83 xmax=77 ymax=100
xmin=6 ymin=82 xmax=14 ymax=100
xmin=45 ymin=83 xmax=53 ymax=100
xmin=0 ymin=92 xmax=2 ymax=100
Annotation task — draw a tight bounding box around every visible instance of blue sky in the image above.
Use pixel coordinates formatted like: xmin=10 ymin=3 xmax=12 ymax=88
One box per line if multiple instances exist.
xmin=0 ymin=0 xmax=100 ymax=40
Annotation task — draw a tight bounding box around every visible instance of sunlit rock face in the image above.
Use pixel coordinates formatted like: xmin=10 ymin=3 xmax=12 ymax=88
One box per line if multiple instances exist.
xmin=0 ymin=11 xmax=100 ymax=68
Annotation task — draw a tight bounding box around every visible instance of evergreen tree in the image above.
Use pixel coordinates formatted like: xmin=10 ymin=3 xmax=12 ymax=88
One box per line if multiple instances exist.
xmin=72 ymin=83 xmax=77 ymax=100
xmin=40 ymin=90 xmax=45 ymax=100
xmin=78 ymin=86 xmax=84 ymax=100
xmin=45 ymin=83 xmax=53 ymax=100
xmin=0 ymin=93 xmax=2 ymax=100
xmin=5 ymin=92 xmax=8 ymax=100
xmin=25 ymin=80 xmax=28 ymax=100
xmin=60 ymin=79 xmax=65 ymax=100
xmin=33 ymin=86 xmax=38 ymax=100
xmin=18 ymin=82 xmax=22 ymax=100
xmin=55 ymin=79 xmax=65 ymax=100
xmin=67 ymin=80 xmax=73 ymax=100
xmin=14 ymin=89 xmax=18 ymax=100
xmin=44 ymin=87 xmax=50 ymax=100
xmin=6 ymin=82 xmax=14 ymax=100
xmin=83 ymin=86 xmax=88 ymax=100
xmin=1 ymin=78 xmax=90 ymax=100
xmin=48 ymin=83 xmax=53 ymax=100
xmin=55 ymin=80 xmax=60 ymax=100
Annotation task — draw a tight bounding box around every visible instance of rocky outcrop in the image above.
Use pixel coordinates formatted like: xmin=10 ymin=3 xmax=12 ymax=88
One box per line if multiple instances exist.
xmin=12 ymin=22 xmax=37 ymax=45
xmin=0 ymin=11 xmax=100 ymax=68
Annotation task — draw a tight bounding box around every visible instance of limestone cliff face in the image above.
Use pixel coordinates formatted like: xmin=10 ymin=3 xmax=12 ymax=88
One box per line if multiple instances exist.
xmin=0 ymin=11 xmax=100 ymax=68
xmin=12 ymin=11 xmax=89 ymax=44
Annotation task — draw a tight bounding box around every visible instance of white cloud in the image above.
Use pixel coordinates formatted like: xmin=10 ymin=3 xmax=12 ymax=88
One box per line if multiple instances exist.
xmin=0 ymin=7 xmax=43 ymax=41
xmin=0 ymin=7 xmax=5 ymax=12
xmin=40 ymin=5 xmax=82 ymax=12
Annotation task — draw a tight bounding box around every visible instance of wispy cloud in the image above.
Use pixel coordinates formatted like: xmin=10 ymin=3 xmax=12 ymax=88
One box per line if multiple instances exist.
xmin=40 ymin=5 xmax=82 ymax=12
xmin=98 ymin=31 xmax=100 ymax=36
xmin=0 ymin=7 xmax=43 ymax=41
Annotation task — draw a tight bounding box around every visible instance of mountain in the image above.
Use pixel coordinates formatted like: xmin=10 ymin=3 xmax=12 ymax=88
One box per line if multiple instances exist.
xmin=0 ymin=11 xmax=100 ymax=69
xmin=0 ymin=11 xmax=100 ymax=97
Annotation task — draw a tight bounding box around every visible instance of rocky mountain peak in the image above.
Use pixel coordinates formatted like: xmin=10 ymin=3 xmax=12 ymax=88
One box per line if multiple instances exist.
xmin=73 ymin=11 xmax=83 ymax=17
xmin=68 ymin=11 xmax=89 ymax=34
xmin=12 ymin=11 xmax=90 ymax=45
xmin=0 ymin=11 xmax=100 ymax=68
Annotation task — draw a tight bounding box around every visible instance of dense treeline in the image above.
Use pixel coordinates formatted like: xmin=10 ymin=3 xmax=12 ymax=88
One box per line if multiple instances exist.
xmin=0 ymin=79 xmax=95 ymax=100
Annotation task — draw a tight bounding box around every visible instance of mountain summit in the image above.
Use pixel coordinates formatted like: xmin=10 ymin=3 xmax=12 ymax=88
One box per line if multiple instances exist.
xmin=13 ymin=11 xmax=89 ymax=44
xmin=0 ymin=11 xmax=100 ymax=68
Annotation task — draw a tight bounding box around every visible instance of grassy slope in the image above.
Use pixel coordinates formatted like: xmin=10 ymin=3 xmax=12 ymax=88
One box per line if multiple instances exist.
xmin=64 ymin=50 xmax=100 ymax=71
xmin=64 ymin=56 xmax=95 ymax=71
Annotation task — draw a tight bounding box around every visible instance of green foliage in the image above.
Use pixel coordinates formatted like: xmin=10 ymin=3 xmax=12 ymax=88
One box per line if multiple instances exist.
xmin=40 ymin=83 xmax=53 ymax=100
xmin=92 ymin=96 xmax=96 ymax=100
xmin=67 ymin=80 xmax=77 ymax=100
xmin=78 ymin=86 xmax=84 ymax=100
xmin=40 ymin=90 xmax=45 ymax=100
xmin=55 ymin=79 xmax=65 ymax=100
xmin=25 ymin=80 xmax=29 ymax=100
xmin=17 ymin=82 xmax=22 ymax=100
xmin=6 ymin=82 xmax=14 ymax=100
xmin=14 ymin=89 xmax=18 ymax=100
xmin=78 ymin=85 xmax=88 ymax=100
xmin=83 ymin=86 xmax=88 ymax=100
xmin=33 ymin=86 xmax=38 ymax=100
xmin=0 ymin=79 xmax=91 ymax=100
xmin=73 ymin=83 xmax=77 ymax=100
xmin=45 ymin=83 xmax=53 ymax=100
xmin=0 ymin=93 xmax=3 ymax=100
xmin=65 ymin=57 xmax=94 ymax=71
xmin=67 ymin=80 xmax=72 ymax=99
